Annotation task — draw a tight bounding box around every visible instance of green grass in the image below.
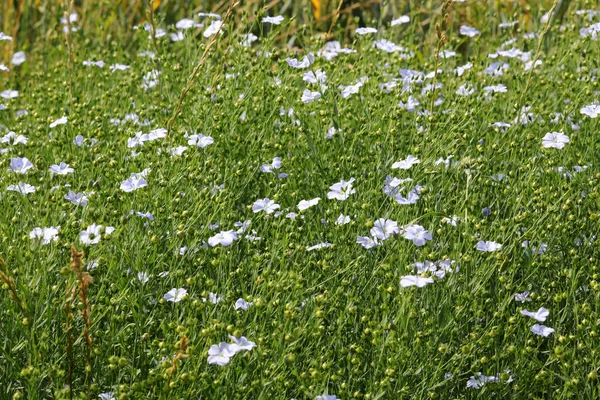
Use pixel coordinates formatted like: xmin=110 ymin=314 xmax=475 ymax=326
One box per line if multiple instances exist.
xmin=1 ymin=3 xmax=600 ymax=399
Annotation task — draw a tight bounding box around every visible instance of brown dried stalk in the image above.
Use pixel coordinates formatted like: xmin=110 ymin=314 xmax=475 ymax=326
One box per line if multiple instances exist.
xmin=430 ymin=0 xmax=452 ymax=114
xmin=166 ymin=1 xmax=239 ymax=137
xmin=319 ymin=0 xmax=344 ymax=57
xmin=8 ymin=0 xmax=26 ymax=62
xmin=69 ymin=247 xmax=94 ymax=398
xmin=166 ymin=335 xmax=189 ymax=386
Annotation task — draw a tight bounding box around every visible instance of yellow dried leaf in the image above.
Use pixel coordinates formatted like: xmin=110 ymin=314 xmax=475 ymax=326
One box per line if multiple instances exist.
xmin=311 ymin=0 xmax=322 ymax=20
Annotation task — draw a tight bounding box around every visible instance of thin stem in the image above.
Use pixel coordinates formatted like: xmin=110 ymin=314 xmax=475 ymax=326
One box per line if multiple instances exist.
xmin=166 ymin=1 xmax=239 ymax=137
xmin=148 ymin=0 xmax=161 ymax=57
xmin=64 ymin=0 xmax=76 ymax=110
xmin=318 ymin=0 xmax=344 ymax=58
xmin=517 ymin=0 xmax=560 ymax=112
xmin=430 ymin=0 xmax=451 ymax=115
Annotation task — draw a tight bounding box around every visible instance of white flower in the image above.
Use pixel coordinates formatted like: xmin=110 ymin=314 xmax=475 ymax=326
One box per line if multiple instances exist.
xmin=49 ymin=116 xmax=68 ymax=128
xmin=542 ymin=132 xmax=569 ymax=149
xmin=340 ymin=82 xmax=363 ymax=98
xmin=0 ymin=131 xmax=27 ymax=145
xmin=141 ymin=69 xmax=160 ymax=90
xmin=234 ymin=298 xmax=253 ymax=310
xmin=228 ymin=335 xmax=256 ymax=351
xmin=0 ymin=32 xmax=13 ymax=41
xmin=60 ymin=12 xmax=78 ymax=24
xmin=252 ymin=198 xmax=280 ymax=214
xmin=136 ymin=272 xmax=151 ymax=284
xmin=120 ymin=174 xmax=148 ymax=192
xmin=580 ymin=104 xmax=600 ymax=118
xmin=456 ymin=83 xmax=474 ymax=96
xmin=301 ymin=89 xmax=321 ymax=103
xmin=298 ymin=197 xmax=321 ymax=211
xmin=460 ymin=25 xmax=480 ymax=37
xmin=400 ymin=275 xmax=434 ymax=288
xmin=524 ymin=59 xmax=543 ymax=71
xmin=164 ymin=288 xmax=187 ymax=303
xmin=402 ymin=225 xmax=432 ymax=246
xmin=0 ymin=90 xmax=18 ymax=99
xmin=441 ymin=216 xmax=460 ymax=226
xmin=392 ymin=155 xmax=420 ymax=170
xmin=335 ymin=214 xmax=351 ymax=225
xmin=357 ymin=236 xmax=380 ymax=249
xmin=303 ymin=69 xmax=327 ymax=85
xmin=175 ymin=18 xmax=198 ymax=29
xmin=286 ymin=55 xmax=313 ymax=69
xmin=303 ymin=69 xmax=328 ymax=92
xmin=467 ymin=373 xmax=499 ymax=389
xmin=307 ymin=242 xmax=332 ymax=252
xmin=373 ymin=39 xmax=403 ymax=53
xmin=399 ymin=95 xmax=420 ymax=112
xmin=435 ymin=155 xmax=454 ymax=168
xmin=198 ymin=12 xmax=221 ymax=19
xmin=133 ymin=211 xmax=154 ymax=220
xmin=260 ymin=157 xmax=282 ymax=173
xmin=109 ymin=64 xmax=130 ymax=72
xmin=203 ymin=20 xmax=224 ymax=37
xmin=64 ymin=191 xmax=88 ymax=206
xmin=207 ymin=342 xmax=236 ymax=366
xmin=531 ymin=324 xmax=555 ymax=337
xmin=316 ymin=395 xmax=338 ymax=400
xmin=454 ymin=62 xmax=473 ymax=76
xmin=398 ymin=186 xmax=422 ymax=203
xmin=167 ymin=146 xmax=187 ymax=157
xmin=49 ymin=162 xmax=74 ymax=175
xmin=208 ymin=230 xmax=238 ymax=247
xmin=355 ymin=27 xmax=377 ymax=35
xmin=204 ymin=292 xmax=223 ymax=304
xmin=7 ymin=182 xmax=36 ymax=195
xmin=484 ymin=62 xmax=509 ymax=76
xmin=98 ymin=393 xmax=116 ymax=400
xmin=73 ymin=135 xmax=85 ymax=146
xmin=234 ymin=220 xmax=251 ymax=234
xmin=580 ymin=22 xmax=600 ymax=40
xmin=262 ymin=15 xmax=284 ymax=25
xmin=520 ymin=307 xmax=549 ymax=322
xmin=170 ymin=31 xmax=185 ymax=42
xmin=320 ymin=41 xmax=355 ymax=60
xmin=8 ymin=157 xmax=34 ymax=174
xmin=79 ymin=224 xmax=113 ymax=245
xmin=391 ymin=16 xmax=410 ymax=26
xmin=327 ymin=178 xmax=356 ymax=201
xmin=456 ymin=82 xmax=475 ymax=96
xmin=476 ymin=241 xmax=502 ymax=252
xmin=12 ymin=51 xmax=26 ymax=66
xmin=484 ymin=84 xmax=508 ymax=93
xmin=240 ymin=33 xmax=258 ymax=47
xmin=514 ymin=291 xmax=531 ymax=302
xmin=187 ymin=133 xmax=214 ymax=148
xmin=370 ymin=218 xmax=399 ymax=240
xmin=30 ymin=226 xmax=60 ymax=244
xmin=82 ymin=60 xmax=105 ymax=68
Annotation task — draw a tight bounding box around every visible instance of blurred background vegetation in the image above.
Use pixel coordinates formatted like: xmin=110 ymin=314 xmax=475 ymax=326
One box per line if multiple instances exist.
xmin=0 ymin=0 xmax=577 ymax=63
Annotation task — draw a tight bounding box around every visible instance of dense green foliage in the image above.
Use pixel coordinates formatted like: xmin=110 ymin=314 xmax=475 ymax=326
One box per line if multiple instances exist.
xmin=1 ymin=3 xmax=600 ymax=399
